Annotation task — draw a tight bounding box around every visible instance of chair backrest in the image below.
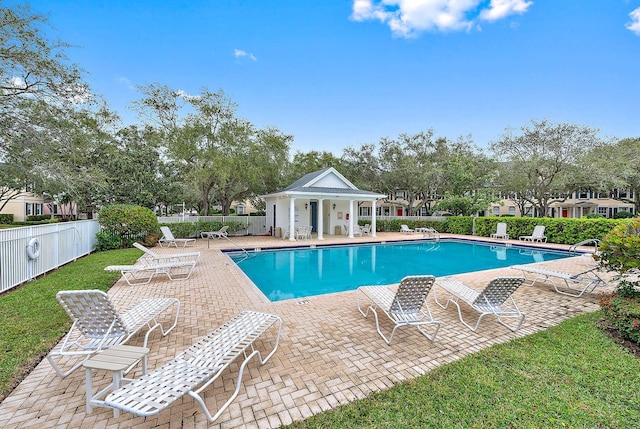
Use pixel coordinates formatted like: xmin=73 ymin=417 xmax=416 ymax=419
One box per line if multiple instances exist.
xmin=56 ymin=290 xmax=129 ymax=339
xmin=532 ymin=225 xmax=545 ymax=237
xmin=401 ymin=224 xmax=411 ymax=231
xmin=219 ymin=225 xmax=229 ymax=234
xmin=160 ymin=226 xmax=176 ymax=241
xmin=133 ymin=242 xmax=159 ymax=258
xmin=473 ymin=277 xmax=525 ymax=308
xmin=390 ymin=275 xmax=436 ymax=314
xmin=363 ymin=224 xmax=371 ymax=233
xmin=496 ymin=222 xmax=507 ymax=235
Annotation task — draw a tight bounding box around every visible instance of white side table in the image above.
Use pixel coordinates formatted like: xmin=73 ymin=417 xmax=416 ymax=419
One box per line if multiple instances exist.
xmin=83 ymin=344 xmax=149 ymax=417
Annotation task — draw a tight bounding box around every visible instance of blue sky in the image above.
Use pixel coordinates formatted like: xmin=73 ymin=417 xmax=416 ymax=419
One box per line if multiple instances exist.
xmin=20 ymin=0 xmax=640 ymax=154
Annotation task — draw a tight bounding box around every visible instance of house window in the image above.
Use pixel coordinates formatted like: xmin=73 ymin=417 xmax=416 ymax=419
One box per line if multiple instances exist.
xmin=578 ymin=190 xmax=589 ymax=199
xmin=492 ymin=206 xmax=500 ymax=215
xmin=25 ymin=203 xmax=34 ymax=216
xmin=35 ymin=204 xmax=42 ymax=215
xmin=236 ymin=204 xmax=245 ymax=215
xmin=359 ymin=206 xmax=371 ymax=216
xmin=53 ymin=204 xmax=58 ymax=215
xmin=508 ymin=207 xmax=516 ymax=215
xmin=395 ymin=191 xmax=405 ymax=200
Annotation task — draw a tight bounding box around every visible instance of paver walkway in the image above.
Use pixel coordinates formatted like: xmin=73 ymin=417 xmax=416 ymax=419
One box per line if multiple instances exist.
xmin=0 ymin=233 xmax=612 ymax=428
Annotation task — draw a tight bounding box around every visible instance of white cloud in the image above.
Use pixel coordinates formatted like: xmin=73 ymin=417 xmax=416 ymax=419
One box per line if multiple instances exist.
xmin=233 ymin=49 xmax=257 ymax=61
xmin=627 ymin=7 xmax=640 ymax=35
xmin=176 ymin=89 xmax=200 ymax=101
xmin=116 ymin=76 xmax=135 ymax=91
xmin=351 ymin=0 xmax=533 ymax=37
xmin=480 ymin=0 xmax=532 ymax=22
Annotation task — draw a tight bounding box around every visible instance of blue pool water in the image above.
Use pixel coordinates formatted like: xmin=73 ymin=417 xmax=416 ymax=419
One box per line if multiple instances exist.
xmin=227 ymin=239 xmax=569 ymax=302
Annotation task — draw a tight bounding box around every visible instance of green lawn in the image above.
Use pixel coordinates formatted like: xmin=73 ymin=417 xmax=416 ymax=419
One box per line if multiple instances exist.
xmin=285 ymin=312 xmax=640 ymax=428
xmin=1 ymin=249 xmax=639 ymax=427
xmin=0 ymin=248 xmax=141 ymax=400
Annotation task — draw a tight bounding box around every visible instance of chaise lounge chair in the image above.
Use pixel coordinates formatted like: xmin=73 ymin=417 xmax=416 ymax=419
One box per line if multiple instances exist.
xmin=434 ymin=276 xmax=526 ymax=332
xmin=400 ymin=224 xmax=414 ymax=234
xmin=491 ymin=222 xmax=509 ymax=240
xmin=133 ymin=242 xmax=200 ymax=264
xmin=104 ymin=259 xmax=197 ymax=285
xmin=102 ymin=310 xmax=282 ymax=423
xmin=200 ymin=225 xmax=229 ymax=239
xmin=356 ymin=275 xmax=441 ymax=344
xmin=159 ymin=226 xmax=197 ymax=247
xmin=47 ymin=290 xmax=180 ymax=378
xmin=510 ymin=264 xmax=606 ymax=297
xmin=519 ymin=225 xmax=547 ymax=242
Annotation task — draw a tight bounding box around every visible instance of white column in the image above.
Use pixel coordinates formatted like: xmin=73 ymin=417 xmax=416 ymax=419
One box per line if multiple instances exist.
xmin=348 ymin=200 xmax=354 ymax=238
xmin=289 ymin=198 xmax=296 ymax=241
xmin=317 ymin=199 xmax=324 ymax=240
xmin=371 ymin=199 xmax=377 ymax=237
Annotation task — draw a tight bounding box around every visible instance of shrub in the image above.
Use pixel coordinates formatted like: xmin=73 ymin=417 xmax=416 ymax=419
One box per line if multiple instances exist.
xmin=598 ymin=217 xmax=640 ymax=344
xmin=0 ymin=214 xmax=13 ymax=224
xmin=97 ymin=204 xmax=159 ymax=249
xmin=585 ymin=213 xmax=604 ymax=219
xmin=599 ymin=291 xmax=640 ymax=343
xmin=598 ymin=217 xmax=640 ymax=276
xmin=94 ymin=230 xmax=122 ymax=251
xmin=614 ymin=210 xmax=634 ymax=219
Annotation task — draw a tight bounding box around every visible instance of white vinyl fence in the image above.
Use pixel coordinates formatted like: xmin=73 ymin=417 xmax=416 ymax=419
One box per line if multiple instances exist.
xmin=158 ymin=215 xmax=268 ymax=236
xmin=0 ymin=220 xmax=100 ymax=294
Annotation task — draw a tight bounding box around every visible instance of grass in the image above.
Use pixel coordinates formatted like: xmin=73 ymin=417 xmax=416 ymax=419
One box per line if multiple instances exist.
xmin=1 ymin=250 xmax=639 ymax=426
xmin=0 ymin=248 xmax=141 ymax=400
xmin=286 ymin=312 xmax=640 ymax=428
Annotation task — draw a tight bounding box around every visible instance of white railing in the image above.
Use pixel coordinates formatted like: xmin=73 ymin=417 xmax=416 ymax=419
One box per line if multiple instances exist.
xmin=158 ymin=215 xmax=267 ymax=236
xmin=0 ymin=220 xmax=100 ymax=294
xmin=359 ymin=215 xmax=448 ymax=221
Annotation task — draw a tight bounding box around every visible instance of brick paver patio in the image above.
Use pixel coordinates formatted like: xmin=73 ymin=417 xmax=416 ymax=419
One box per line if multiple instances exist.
xmin=0 ymin=233 xmax=612 ymax=428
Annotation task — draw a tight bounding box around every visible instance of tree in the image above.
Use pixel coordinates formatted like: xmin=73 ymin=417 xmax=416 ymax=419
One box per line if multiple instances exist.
xmin=97 ymin=125 xmax=167 ymax=209
xmin=284 ymin=150 xmax=343 ymax=185
xmin=375 ymin=131 xmax=446 ymax=215
xmin=490 ymin=120 xmax=605 ymax=217
xmin=133 ymin=85 xmax=292 ymax=215
xmin=1 ymin=3 xmax=88 ymax=146
xmin=587 ymin=137 xmax=640 ymax=214
xmin=1 ymin=2 xmax=108 ymax=217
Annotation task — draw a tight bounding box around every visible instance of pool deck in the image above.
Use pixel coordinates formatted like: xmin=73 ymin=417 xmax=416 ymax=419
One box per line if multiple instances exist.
xmin=0 ymin=233 xmax=615 ymax=428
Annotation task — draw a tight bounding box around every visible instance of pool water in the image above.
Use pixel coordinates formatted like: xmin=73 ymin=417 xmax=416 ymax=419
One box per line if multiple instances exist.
xmin=227 ymin=239 xmax=569 ymax=302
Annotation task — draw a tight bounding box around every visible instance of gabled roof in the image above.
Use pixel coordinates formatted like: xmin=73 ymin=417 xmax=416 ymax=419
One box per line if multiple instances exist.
xmin=263 ymin=167 xmax=385 ymax=200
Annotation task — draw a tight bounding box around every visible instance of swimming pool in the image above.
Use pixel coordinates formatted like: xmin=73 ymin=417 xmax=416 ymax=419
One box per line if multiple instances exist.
xmin=227 ymin=239 xmax=569 ymax=302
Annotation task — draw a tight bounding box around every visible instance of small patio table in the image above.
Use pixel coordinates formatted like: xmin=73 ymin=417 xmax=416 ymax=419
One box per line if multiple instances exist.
xmin=83 ymin=344 xmax=149 ymax=417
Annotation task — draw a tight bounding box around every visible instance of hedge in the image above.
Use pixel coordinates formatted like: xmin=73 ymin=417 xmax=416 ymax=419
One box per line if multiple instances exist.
xmin=361 ymin=216 xmax=630 ymax=244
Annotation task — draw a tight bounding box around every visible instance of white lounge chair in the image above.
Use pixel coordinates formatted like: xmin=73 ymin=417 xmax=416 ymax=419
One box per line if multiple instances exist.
xmin=491 ymin=222 xmax=509 ymax=240
xmin=102 ymin=311 xmax=282 ymax=423
xmin=133 ymin=242 xmax=200 ymax=264
xmin=159 ymin=226 xmax=197 ymax=247
xmin=510 ymin=264 xmax=606 ymax=297
xmin=47 ymin=290 xmax=180 ymax=378
xmin=519 ymin=225 xmax=547 ymax=242
xmin=361 ymin=224 xmax=372 ymax=236
xmin=296 ymin=225 xmax=312 ymax=240
xmin=434 ymin=276 xmax=526 ymax=332
xmin=104 ymin=259 xmax=197 ymax=285
xmin=200 ymin=225 xmax=229 ymax=239
xmin=416 ymin=227 xmax=440 ymax=239
xmin=400 ymin=224 xmax=414 ymax=234
xmin=356 ymin=275 xmax=441 ymax=344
